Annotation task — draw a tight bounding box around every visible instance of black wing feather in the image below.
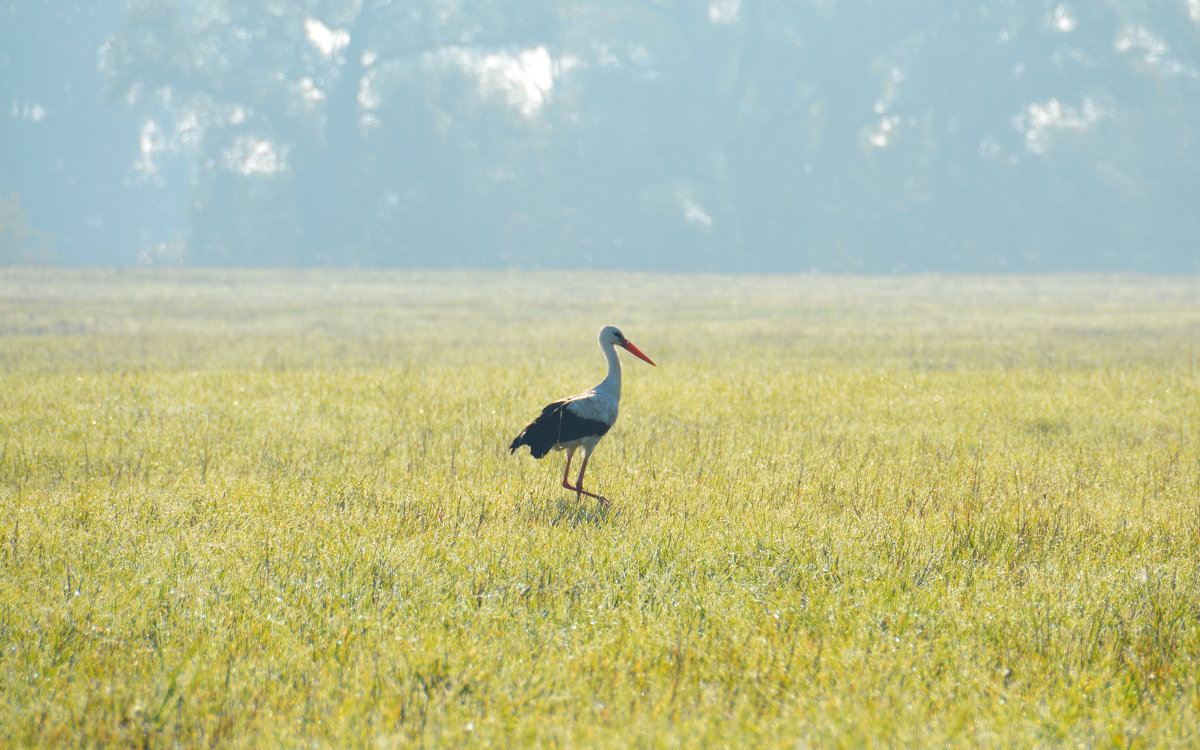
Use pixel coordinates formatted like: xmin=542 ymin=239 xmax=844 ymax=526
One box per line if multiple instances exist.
xmin=510 ymin=398 xmax=612 ymax=459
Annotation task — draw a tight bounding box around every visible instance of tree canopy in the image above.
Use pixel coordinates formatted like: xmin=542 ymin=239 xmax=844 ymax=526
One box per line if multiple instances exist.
xmin=3 ymin=1 xmax=1199 ymax=270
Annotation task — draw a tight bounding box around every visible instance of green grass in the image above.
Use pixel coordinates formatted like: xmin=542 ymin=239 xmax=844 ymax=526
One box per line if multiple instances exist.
xmin=2 ymin=268 xmax=1199 ymax=747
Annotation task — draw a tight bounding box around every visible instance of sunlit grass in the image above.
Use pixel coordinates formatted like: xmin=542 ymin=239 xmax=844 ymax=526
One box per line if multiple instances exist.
xmin=1 ymin=269 xmax=1198 ymax=746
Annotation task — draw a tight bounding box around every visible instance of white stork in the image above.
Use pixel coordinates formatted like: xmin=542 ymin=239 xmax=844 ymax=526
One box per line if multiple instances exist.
xmin=509 ymin=325 xmax=656 ymax=505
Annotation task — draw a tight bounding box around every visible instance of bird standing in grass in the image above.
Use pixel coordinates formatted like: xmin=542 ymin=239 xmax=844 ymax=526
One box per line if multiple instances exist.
xmin=509 ymin=325 xmax=656 ymax=505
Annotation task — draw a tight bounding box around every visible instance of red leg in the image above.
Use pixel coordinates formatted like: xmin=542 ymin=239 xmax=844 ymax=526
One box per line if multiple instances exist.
xmin=572 ymin=452 xmax=609 ymax=506
xmin=560 ymin=447 xmax=577 ymax=492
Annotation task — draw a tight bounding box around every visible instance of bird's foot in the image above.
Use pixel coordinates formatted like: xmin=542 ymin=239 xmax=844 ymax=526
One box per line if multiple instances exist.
xmin=565 ymin=481 xmax=608 ymax=506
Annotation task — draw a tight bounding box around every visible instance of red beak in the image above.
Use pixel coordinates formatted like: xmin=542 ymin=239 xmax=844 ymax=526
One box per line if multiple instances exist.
xmin=621 ymin=340 xmax=656 ymax=366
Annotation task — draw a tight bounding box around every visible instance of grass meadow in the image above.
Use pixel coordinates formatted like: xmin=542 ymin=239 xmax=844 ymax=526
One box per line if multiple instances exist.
xmin=1 ymin=269 xmax=1199 ymax=747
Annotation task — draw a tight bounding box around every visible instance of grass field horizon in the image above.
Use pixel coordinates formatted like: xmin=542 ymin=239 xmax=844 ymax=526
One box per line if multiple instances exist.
xmin=2 ymin=269 xmax=1198 ymax=746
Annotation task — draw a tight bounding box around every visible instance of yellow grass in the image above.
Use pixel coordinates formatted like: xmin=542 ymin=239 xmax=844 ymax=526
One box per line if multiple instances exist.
xmin=1 ymin=269 xmax=1198 ymax=747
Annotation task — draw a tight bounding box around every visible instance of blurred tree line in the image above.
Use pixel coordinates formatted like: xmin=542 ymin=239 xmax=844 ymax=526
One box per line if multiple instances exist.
xmin=0 ymin=192 xmax=55 ymax=264
xmin=3 ymin=0 xmax=1198 ymax=271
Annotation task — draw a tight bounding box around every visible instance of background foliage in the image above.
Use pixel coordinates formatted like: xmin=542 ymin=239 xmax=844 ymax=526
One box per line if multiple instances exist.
xmin=2 ymin=1 xmax=1199 ymax=270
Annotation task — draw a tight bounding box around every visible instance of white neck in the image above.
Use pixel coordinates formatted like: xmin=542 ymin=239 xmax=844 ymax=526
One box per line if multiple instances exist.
xmin=594 ymin=338 xmax=622 ymax=398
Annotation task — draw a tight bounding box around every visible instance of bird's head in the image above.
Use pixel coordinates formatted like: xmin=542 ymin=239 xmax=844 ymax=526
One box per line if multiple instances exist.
xmin=600 ymin=325 xmax=656 ymax=366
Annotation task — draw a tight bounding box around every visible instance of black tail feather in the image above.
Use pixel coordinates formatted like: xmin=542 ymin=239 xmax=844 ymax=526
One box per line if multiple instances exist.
xmin=510 ymin=400 xmax=569 ymax=459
